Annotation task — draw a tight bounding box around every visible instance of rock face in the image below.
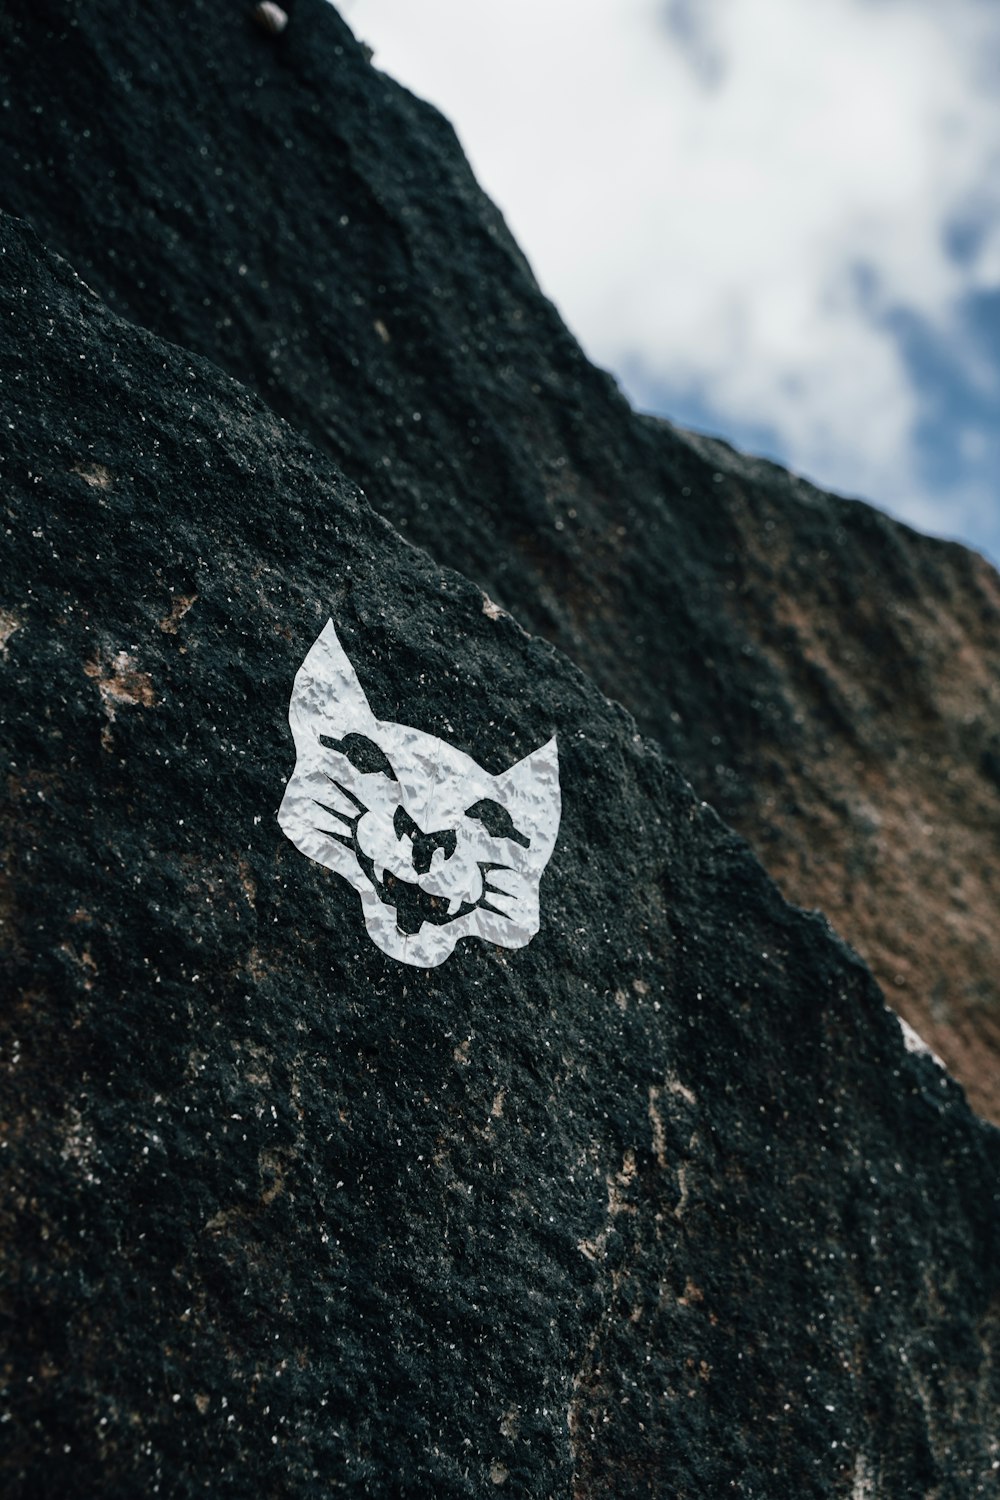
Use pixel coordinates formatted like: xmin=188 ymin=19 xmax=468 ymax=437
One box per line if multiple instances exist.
xmin=2 ymin=205 xmax=999 ymax=1497
xmin=0 ymin=0 xmax=998 ymax=1118
xmin=2 ymin=6 xmax=1000 ymax=1497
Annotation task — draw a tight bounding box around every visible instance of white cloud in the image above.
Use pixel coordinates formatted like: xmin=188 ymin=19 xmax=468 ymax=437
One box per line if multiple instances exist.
xmin=341 ymin=0 xmax=1000 ymax=545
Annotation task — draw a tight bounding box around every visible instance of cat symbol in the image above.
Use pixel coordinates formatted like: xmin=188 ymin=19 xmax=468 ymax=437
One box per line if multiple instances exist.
xmin=277 ymin=621 xmax=561 ymax=967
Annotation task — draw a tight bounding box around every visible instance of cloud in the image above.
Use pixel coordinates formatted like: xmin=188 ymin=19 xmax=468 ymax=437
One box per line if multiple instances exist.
xmin=341 ymin=0 xmax=1000 ymax=556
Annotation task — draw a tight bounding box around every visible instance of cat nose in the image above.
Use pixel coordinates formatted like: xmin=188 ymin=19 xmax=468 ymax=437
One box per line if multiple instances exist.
xmin=393 ymin=806 xmax=458 ymax=873
xmin=411 ymin=828 xmax=457 ymax=875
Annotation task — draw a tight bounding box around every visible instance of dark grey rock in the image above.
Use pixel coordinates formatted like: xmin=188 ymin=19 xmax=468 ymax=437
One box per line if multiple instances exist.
xmin=1 ymin=212 xmax=998 ymax=1498
xmin=1 ymin=0 xmax=998 ymax=1116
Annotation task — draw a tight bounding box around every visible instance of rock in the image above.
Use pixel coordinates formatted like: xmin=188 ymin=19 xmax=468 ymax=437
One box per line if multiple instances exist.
xmin=0 ymin=0 xmax=996 ymax=1117
xmin=1 ymin=210 xmax=998 ymax=1497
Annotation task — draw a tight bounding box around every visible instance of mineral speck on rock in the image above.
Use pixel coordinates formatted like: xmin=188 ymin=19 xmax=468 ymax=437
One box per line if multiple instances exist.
xmin=250 ymin=2 xmax=289 ymax=35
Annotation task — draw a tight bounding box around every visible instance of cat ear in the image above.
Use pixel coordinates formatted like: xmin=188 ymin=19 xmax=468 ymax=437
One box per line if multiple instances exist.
xmin=494 ymin=735 xmax=561 ymax=863
xmin=288 ymin=620 xmax=378 ymax=746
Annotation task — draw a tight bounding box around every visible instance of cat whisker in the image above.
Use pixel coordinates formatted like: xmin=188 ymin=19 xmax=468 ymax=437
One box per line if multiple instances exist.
xmin=311 ymin=808 xmax=356 ymax=847
xmin=483 ymin=882 xmax=513 ymax=901
xmin=327 ymin=776 xmax=368 ymax=813
xmin=478 ymin=898 xmax=512 ymax=920
xmin=313 ymin=798 xmax=358 ymax=829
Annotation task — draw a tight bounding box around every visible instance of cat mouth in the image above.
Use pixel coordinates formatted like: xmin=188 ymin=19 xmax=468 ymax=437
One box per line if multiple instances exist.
xmin=356 ymin=851 xmax=514 ymax=936
xmin=315 ymin=784 xmax=516 ymax=937
xmin=356 ymin=852 xmax=481 ymax=935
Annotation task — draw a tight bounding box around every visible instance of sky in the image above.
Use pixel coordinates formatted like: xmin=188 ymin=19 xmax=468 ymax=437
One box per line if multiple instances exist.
xmin=339 ymin=0 xmax=1000 ymax=564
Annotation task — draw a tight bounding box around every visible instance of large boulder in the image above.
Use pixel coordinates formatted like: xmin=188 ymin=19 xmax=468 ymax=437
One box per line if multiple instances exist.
xmin=1 ymin=210 xmax=998 ymax=1498
xmin=0 ymin=0 xmax=997 ymax=1117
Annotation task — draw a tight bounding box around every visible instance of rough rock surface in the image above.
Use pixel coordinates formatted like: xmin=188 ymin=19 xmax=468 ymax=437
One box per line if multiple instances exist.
xmin=0 ymin=0 xmax=998 ymax=1117
xmin=2 ymin=208 xmax=1000 ymax=1495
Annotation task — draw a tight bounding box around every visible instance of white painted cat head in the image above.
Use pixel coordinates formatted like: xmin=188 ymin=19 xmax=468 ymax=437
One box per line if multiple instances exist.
xmin=277 ymin=622 xmax=561 ymax=967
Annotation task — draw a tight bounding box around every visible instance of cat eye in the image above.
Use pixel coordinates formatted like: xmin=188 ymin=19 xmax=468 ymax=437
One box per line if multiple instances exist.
xmin=465 ymin=798 xmax=530 ymax=848
xmin=319 ymin=731 xmax=397 ymax=780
